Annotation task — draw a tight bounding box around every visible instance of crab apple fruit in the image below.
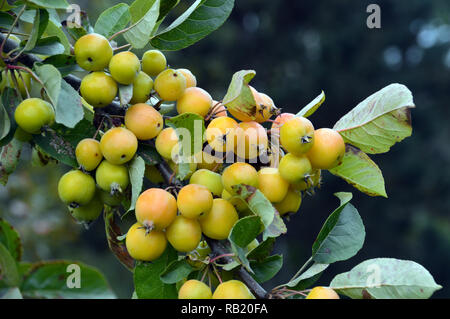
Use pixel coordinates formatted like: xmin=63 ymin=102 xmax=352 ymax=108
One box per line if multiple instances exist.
xmin=75 ymin=138 xmax=103 ymax=171
xmin=274 ymin=188 xmax=302 ymax=216
xmin=95 ymin=160 xmax=129 ymax=194
xmin=189 ymin=169 xmax=223 ymax=197
xmin=292 ymin=168 xmax=321 ymax=191
xmin=212 ymin=280 xmax=255 ymax=299
xmin=109 ymin=51 xmax=141 ymax=85
xmin=130 ymin=71 xmax=153 ymax=104
xmin=155 ymin=127 xmax=179 ymax=159
xmin=257 ymin=167 xmax=289 ymax=203
xmin=142 ymin=50 xmax=167 ymax=77
xmin=199 ymin=198 xmax=238 ymax=240
xmin=222 ymin=162 xmax=258 ymax=194
xmin=177 ymin=68 xmax=197 ymax=88
xmin=58 ymin=170 xmax=96 ymax=207
xmin=233 ymin=121 xmax=268 ymax=159
xmin=125 ymin=222 xmax=167 ymax=261
xmin=70 ymin=191 xmax=104 ymax=223
xmin=254 ymin=91 xmax=278 ymax=123
xmin=271 ymin=112 xmax=295 ymax=135
xmin=124 ymin=103 xmax=163 ymax=140
xmin=178 ymin=280 xmax=212 ymax=299
xmin=14 ymin=98 xmax=54 ymax=134
xmin=306 ymin=287 xmax=340 ymax=299
xmin=206 ymin=116 xmax=238 ymax=153
xmin=154 ymin=69 xmax=187 ymax=101
xmin=307 ymin=128 xmax=346 ymax=169
xmin=135 ymin=188 xmax=177 ymax=230
xmin=177 ymin=184 xmax=213 ymax=219
xmin=280 ymin=116 xmax=315 ymax=155
xmin=80 ymin=72 xmax=118 ymax=108
xmin=278 ymin=153 xmax=312 ymax=184
xmin=166 ymin=215 xmax=202 ymax=252
xmin=176 ymin=87 xmax=213 ymax=117
xmin=100 ymin=127 xmax=137 ymax=165
xmin=74 ymin=33 xmax=113 ymax=71
xmin=144 ymin=165 xmax=164 ymax=184
xmin=99 ymin=190 xmax=123 ymax=207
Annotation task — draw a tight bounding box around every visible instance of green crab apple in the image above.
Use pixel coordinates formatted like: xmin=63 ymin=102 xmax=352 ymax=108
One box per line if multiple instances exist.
xmin=74 ymin=33 xmax=113 ymax=71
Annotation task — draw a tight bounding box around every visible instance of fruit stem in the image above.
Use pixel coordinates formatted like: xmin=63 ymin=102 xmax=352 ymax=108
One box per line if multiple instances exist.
xmin=209 ymin=253 xmax=235 ymax=264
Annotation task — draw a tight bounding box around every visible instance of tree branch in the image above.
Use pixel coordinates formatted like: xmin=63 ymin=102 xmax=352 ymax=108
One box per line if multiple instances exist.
xmin=0 ymin=33 xmax=269 ymax=299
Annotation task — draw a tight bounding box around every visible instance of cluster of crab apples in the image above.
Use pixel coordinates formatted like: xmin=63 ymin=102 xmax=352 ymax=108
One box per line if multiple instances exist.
xmin=8 ymin=32 xmax=345 ymax=299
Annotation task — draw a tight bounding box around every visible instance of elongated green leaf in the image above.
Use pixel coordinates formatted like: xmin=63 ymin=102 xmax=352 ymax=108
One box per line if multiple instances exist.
xmin=0 ymin=88 xmax=20 ymax=147
xmin=27 ymin=0 xmax=69 ymax=9
xmin=0 ymin=137 xmax=23 ymax=185
xmin=151 ymin=0 xmax=235 ymax=51
xmin=137 ymin=144 xmax=161 ymax=166
xmin=0 ymin=99 xmax=10 ymax=140
xmin=134 ymin=245 xmax=178 ymax=299
xmin=0 ymin=218 xmax=22 ymax=261
xmin=329 ymin=145 xmax=387 ymax=197
xmin=285 ymin=263 xmax=329 ymax=289
xmin=0 ymin=1 xmax=16 ymax=12
xmin=312 ymin=197 xmax=365 ymax=264
xmin=246 ymin=237 xmax=275 ymax=262
xmin=27 ymin=36 xmax=65 ymax=55
xmin=160 ymin=260 xmax=194 ymax=284
xmin=127 ymin=156 xmax=145 ymax=212
xmin=334 ymin=84 xmax=414 ymax=154
xmin=94 ymin=3 xmax=131 ymax=38
xmin=222 ymin=70 xmax=256 ymax=117
xmin=44 ymin=20 xmax=71 ymax=55
xmin=0 ymin=243 xmax=20 ymax=287
xmin=123 ymin=0 xmax=160 ymax=49
xmin=165 ymin=112 xmax=205 ymax=157
xmin=330 ymin=258 xmax=442 ymax=299
xmin=250 ymin=255 xmax=283 ymax=283
xmin=55 ymin=80 xmax=83 ymax=128
xmin=119 ymin=84 xmax=133 ymax=106
xmin=24 ymin=9 xmax=49 ymax=52
xmin=21 ymin=261 xmax=115 ymax=298
xmin=0 ymin=12 xmax=14 ymax=28
xmin=42 ymin=54 xmax=80 ymax=76
xmin=296 ymin=91 xmax=325 ymax=117
xmin=34 ymin=63 xmax=61 ymax=106
xmin=0 ymin=287 xmax=22 ymax=298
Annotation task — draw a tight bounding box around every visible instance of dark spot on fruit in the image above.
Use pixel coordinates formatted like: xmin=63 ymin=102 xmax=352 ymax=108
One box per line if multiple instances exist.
xmin=173 ymin=73 xmax=178 ymax=77
xmin=121 ymin=154 xmax=126 ymax=158
xmin=157 ymin=123 xmax=161 ymax=127
xmin=87 ymin=57 xmax=93 ymax=62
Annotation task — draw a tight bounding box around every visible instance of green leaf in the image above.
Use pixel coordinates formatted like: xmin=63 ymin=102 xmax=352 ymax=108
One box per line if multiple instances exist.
xmin=134 ymin=245 xmax=178 ymax=299
xmin=246 ymin=237 xmax=275 ymax=262
xmin=0 ymin=218 xmax=22 ymax=261
xmin=250 ymin=255 xmax=283 ymax=283
xmin=165 ymin=112 xmax=205 ymax=157
xmin=27 ymin=0 xmax=69 ymax=9
xmin=329 ymin=145 xmax=387 ymax=197
xmin=20 ymin=261 xmax=115 ymax=298
xmin=23 ymin=9 xmax=49 ymax=52
xmin=160 ymin=259 xmax=194 ymax=284
xmin=296 ymin=90 xmax=325 ymax=118
xmin=55 ymin=80 xmax=83 ymax=128
xmin=0 ymin=98 xmax=10 ymax=140
xmin=34 ymin=63 xmax=61 ymax=106
xmin=27 ymin=36 xmax=65 ymax=55
xmin=330 ymin=258 xmax=442 ymax=299
xmin=0 ymin=1 xmax=16 ymax=12
xmin=42 ymin=54 xmax=81 ymax=76
xmin=0 ymin=12 xmax=14 ymax=28
xmin=334 ymin=83 xmax=414 ymax=154
xmin=127 ymin=156 xmax=145 ymax=212
xmin=0 ymin=287 xmax=22 ymax=299
xmin=0 ymin=137 xmax=23 ymax=186
xmin=0 ymin=88 xmax=20 ymax=147
xmin=285 ymin=263 xmax=329 ymax=289
xmin=0 ymin=243 xmax=20 ymax=287
xmin=222 ymin=70 xmax=256 ymax=118
xmin=151 ymin=0 xmax=235 ymax=51
xmin=118 ymin=84 xmax=133 ymax=106
xmin=137 ymin=143 xmax=161 ymax=166
xmin=44 ymin=20 xmax=71 ymax=55
xmin=94 ymin=3 xmax=131 ymax=38
xmin=32 ymin=120 xmax=96 ymax=167
xmin=312 ymin=199 xmax=365 ymax=264
xmin=156 ymin=0 xmax=179 ymax=28
xmin=123 ymin=0 xmax=160 ymax=49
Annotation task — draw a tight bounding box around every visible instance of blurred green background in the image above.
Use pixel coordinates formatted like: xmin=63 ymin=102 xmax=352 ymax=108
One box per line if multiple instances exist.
xmin=1 ymin=0 xmax=449 ymax=298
